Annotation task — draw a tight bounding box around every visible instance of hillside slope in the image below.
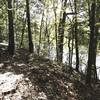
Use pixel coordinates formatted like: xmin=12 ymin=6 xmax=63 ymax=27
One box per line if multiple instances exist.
xmin=0 ymin=48 xmax=100 ymax=100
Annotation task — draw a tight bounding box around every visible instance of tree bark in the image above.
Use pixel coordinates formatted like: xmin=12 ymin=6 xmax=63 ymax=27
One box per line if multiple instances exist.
xmin=86 ymin=0 xmax=97 ymax=85
xmin=57 ymin=0 xmax=67 ymax=63
xmin=0 ymin=27 xmax=2 ymax=42
xmin=26 ymin=0 xmax=33 ymax=53
xmin=20 ymin=18 xmax=26 ymax=48
xmin=38 ymin=11 xmax=44 ymax=56
xmin=53 ymin=2 xmax=58 ymax=61
xmin=74 ymin=0 xmax=79 ymax=71
xmin=7 ymin=0 xmax=15 ymax=56
xmin=20 ymin=11 xmax=26 ymax=48
xmin=57 ymin=11 xmax=66 ymax=63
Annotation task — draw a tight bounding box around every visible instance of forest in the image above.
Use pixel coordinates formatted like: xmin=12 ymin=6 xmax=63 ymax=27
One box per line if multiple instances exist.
xmin=0 ymin=0 xmax=100 ymax=100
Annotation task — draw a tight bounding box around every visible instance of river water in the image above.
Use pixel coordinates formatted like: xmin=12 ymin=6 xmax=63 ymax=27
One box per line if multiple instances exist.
xmin=49 ymin=47 xmax=100 ymax=79
xmin=64 ymin=52 xmax=100 ymax=79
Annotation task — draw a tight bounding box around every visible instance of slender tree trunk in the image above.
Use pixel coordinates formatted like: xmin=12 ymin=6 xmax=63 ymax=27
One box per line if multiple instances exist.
xmin=20 ymin=11 xmax=27 ymax=48
xmin=20 ymin=18 xmax=26 ymax=48
xmin=47 ymin=31 xmax=50 ymax=57
xmin=45 ymin=18 xmax=50 ymax=57
xmin=68 ymin=33 xmax=71 ymax=65
xmin=53 ymin=6 xmax=58 ymax=61
xmin=94 ymin=3 xmax=100 ymax=80
xmin=7 ymin=0 xmax=15 ymax=56
xmin=71 ymin=27 xmax=74 ymax=66
xmin=57 ymin=11 xmax=66 ymax=63
xmin=38 ymin=11 xmax=44 ymax=56
xmin=93 ymin=27 xmax=98 ymax=81
xmin=33 ymin=22 xmax=37 ymax=53
xmin=57 ymin=0 xmax=67 ymax=63
xmin=0 ymin=27 xmax=2 ymax=42
xmin=74 ymin=0 xmax=79 ymax=71
xmin=26 ymin=0 xmax=33 ymax=53
xmin=14 ymin=0 xmax=18 ymax=48
xmin=86 ymin=0 xmax=97 ymax=85
xmin=68 ymin=25 xmax=74 ymax=67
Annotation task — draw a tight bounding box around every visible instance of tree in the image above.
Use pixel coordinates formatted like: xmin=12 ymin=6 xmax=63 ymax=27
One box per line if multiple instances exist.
xmin=26 ymin=0 xmax=34 ymax=53
xmin=86 ymin=0 xmax=97 ymax=85
xmin=7 ymin=0 xmax=15 ymax=55
xmin=53 ymin=0 xmax=58 ymax=61
xmin=38 ymin=11 xmax=44 ymax=56
xmin=74 ymin=0 xmax=79 ymax=71
xmin=57 ymin=0 xmax=67 ymax=63
xmin=20 ymin=10 xmax=27 ymax=48
xmin=0 ymin=27 xmax=2 ymax=42
xmin=68 ymin=24 xmax=74 ymax=67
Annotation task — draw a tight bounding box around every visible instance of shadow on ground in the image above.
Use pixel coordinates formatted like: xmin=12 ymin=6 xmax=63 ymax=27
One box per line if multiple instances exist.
xmin=0 ymin=48 xmax=100 ymax=100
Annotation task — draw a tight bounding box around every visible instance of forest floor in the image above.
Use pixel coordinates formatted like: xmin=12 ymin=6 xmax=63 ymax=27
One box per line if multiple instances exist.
xmin=0 ymin=48 xmax=100 ymax=100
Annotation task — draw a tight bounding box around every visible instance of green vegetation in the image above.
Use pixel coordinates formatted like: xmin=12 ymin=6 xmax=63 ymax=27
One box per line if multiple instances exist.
xmin=0 ymin=0 xmax=100 ymax=99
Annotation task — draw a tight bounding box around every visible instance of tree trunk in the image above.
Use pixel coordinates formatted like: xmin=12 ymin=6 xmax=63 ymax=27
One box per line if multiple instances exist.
xmin=71 ymin=27 xmax=74 ymax=67
xmin=20 ymin=19 xmax=26 ymax=48
xmin=57 ymin=0 xmax=67 ymax=63
xmin=45 ymin=18 xmax=50 ymax=57
xmin=74 ymin=0 xmax=79 ymax=71
xmin=7 ymin=0 xmax=15 ymax=56
xmin=53 ymin=4 xmax=58 ymax=61
xmin=57 ymin=11 xmax=66 ymax=63
xmin=26 ymin=0 xmax=33 ymax=53
xmin=68 ymin=33 xmax=71 ymax=66
xmin=38 ymin=11 xmax=44 ymax=56
xmin=86 ymin=0 xmax=97 ymax=85
xmin=68 ymin=24 xmax=74 ymax=68
xmin=0 ymin=27 xmax=2 ymax=42
xmin=20 ymin=11 xmax=26 ymax=48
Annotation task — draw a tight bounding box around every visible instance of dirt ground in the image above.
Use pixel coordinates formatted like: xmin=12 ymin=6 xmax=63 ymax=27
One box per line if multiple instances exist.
xmin=0 ymin=48 xmax=100 ymax=100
